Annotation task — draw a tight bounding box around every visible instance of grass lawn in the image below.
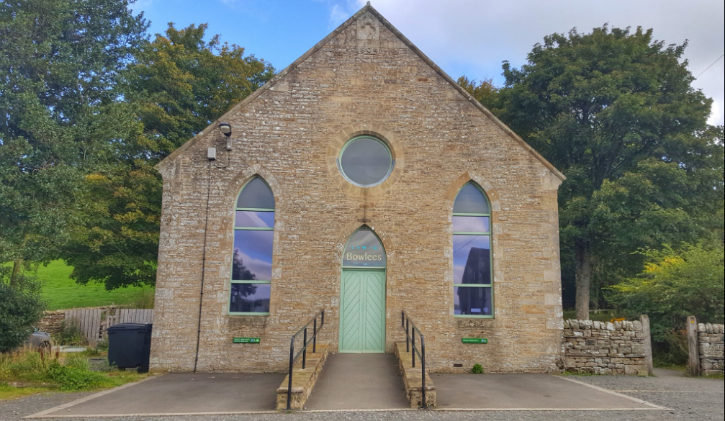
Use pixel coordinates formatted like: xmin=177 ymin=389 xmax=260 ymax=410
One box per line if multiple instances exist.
xmin=26 ymin=260 xmax=154 ymax=310
xmin=0 ymin=383 xmax=53 ymax=400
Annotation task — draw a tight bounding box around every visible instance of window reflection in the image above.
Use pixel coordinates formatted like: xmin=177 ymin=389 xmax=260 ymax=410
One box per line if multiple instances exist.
xmin=453 ymin=236 xmax=490 ymax=284
xmin=454 ymin=287 xmax=492 ymax=316
xmin=230 ymin=284 xmax=270 ymax=313
xmin=453 ymin=181 xmax=493 ymax=317
xmin=236 ymin=178 xmax=275 ymax=209
xmin=453 ymin=183 xmax=490 ymax=214
xmin=452 ymin=216 xmax=489 ymax=233
xmin=235 ymin=211 xmax=275 ymax=228
xmin=339 ymin=137 xmax=393 ymax=186
xmin=233 ymin=230 xmax=273 ymax=281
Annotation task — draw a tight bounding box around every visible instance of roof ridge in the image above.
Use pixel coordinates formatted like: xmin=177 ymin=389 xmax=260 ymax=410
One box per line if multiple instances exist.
xmin=157 ymin=3 xmax=565 ymax=182
xmin=156 ymin=5 xmax=372 ymax=169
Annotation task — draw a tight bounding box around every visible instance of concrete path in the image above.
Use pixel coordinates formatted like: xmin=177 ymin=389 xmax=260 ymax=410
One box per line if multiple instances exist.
xmin=433 ymin=373 xmax=663 ymax=410
xmin=30 ymin=373 xmax=285 ymax=417
xmin=305 ymin=353 xmax=409 ymax=410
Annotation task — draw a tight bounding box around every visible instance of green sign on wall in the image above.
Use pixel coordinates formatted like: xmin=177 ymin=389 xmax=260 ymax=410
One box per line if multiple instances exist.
xmin=233 ymin=337 xmax=260 ymax=344
xmin=462 ymin=338 xmax=488 ymax=344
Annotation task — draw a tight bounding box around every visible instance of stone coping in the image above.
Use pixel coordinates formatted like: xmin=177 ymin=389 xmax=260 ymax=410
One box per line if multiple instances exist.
xmin=276 ymin=342 xmax=329 ymax=410
xmin=393 ymin=341 xmax=436 ymax=408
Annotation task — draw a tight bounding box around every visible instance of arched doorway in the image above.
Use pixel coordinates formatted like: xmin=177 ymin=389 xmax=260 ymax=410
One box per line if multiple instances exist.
xmin=339 ymin=226 xmax=386 ymax=353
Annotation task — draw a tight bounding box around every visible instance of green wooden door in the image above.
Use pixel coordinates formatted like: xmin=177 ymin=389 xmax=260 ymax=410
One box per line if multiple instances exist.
xmin=339 ymin=269 xmax=386 ymax=353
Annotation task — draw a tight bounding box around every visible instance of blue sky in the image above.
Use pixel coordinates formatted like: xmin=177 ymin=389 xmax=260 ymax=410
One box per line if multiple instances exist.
xmin=133 ymin=0 xmax=724 ymax=125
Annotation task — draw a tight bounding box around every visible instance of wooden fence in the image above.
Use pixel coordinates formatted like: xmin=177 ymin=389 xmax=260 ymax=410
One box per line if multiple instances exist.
xmin=64 ymin=308 xmax=154 ymax=347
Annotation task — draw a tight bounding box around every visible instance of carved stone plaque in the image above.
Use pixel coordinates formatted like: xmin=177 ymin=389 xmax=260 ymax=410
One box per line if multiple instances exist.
xmin=357 ymin=14 xmax=379 ymax=55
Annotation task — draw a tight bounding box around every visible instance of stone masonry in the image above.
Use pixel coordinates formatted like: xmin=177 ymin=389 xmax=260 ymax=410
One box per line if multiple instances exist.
xmin=698 ymin=323 xmax=724 ymax=376
xmin=563 ymin=319 xmax=649 ymax=375
xmin=150 ymin=5 xmax=565 ymax=374
xmin=37 ymin=311 xmax=66 ymax=335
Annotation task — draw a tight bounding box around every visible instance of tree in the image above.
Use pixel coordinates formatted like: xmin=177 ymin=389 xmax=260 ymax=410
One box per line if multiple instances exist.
xmin=609 ymin=242 xmax=724 ymax=363
xmin=457 ymin=76 xmax=499 ymax=109
xmin=496 ymin=25 xmax=722 ymax=318
xmin=0 ymin=0 xmax=148 ymax=284
xmin=61 ymin=24 xmax=275 ymax=289
xmin=0 ymin=279 xmax=46 ymax=352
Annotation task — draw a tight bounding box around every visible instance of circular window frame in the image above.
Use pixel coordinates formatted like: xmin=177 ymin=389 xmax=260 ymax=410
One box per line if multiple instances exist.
xmin=336 ymin=136 xmax=395 ymax=188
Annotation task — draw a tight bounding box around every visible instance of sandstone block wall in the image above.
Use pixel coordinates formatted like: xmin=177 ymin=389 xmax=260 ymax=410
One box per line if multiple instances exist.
xmin=698 ymin=323 xmax=724 ymax=376
xmin=150 ymin=6 xmax=564 ymax=374
xmin=563 ymin=319 xmax=649 ymax=375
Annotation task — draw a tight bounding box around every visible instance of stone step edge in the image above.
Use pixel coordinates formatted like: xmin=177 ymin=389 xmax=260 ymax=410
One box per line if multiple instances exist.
xmin=275 ymin=342 xmax=330 ymax=410
xmin=394 ymin=341 xmax=436 ymax=408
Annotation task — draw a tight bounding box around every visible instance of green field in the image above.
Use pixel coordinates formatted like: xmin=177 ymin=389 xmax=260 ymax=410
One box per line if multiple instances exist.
xmin=21 ymin=261 xmax=155 ymax=310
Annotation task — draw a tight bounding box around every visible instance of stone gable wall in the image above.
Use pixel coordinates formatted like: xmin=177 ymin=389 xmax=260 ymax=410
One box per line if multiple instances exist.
xmin=150 ymin=10 xmax=563 ymax=374
xmin=698 ymin=323 xmax=724 ymax=376
xmin=563 ymin=319 xmax=649 ymax=375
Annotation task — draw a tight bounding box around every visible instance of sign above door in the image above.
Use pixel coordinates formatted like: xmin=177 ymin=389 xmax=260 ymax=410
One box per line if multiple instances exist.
xmin=343 ymin=228 xmax=386 ymax=268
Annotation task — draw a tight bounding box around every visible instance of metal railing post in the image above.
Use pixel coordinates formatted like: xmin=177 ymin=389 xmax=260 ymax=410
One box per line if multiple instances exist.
xmin=302 ymin=327 xmax=307 ymax=369
xmin=421 ymin=335 xmax=426 ymax=408
xmin=412 ymin=329 xmax=416 ymax=368
xmin=406 ymin=317 xmax=410 ymax=352
xmin=285 ymin=309 xmax=326 ymax=411
xmin=287 ymin=337 xmax=294 ymax=410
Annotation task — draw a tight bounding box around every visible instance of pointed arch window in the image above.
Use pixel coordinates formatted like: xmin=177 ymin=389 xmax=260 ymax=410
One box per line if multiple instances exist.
xmin=230 ymin=177 xmax=275 ymax=315
xmin=453 ymin=182 xmax=493 ymax=317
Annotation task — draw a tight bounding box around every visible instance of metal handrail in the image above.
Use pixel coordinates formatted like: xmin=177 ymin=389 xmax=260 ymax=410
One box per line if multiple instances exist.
xmin=287 ymin=309 xmax=325 ymax=410
xmin=401 ymin=310 xmax=427 ymax=409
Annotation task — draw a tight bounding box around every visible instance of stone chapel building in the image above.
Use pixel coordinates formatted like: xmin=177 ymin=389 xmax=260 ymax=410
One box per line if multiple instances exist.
xmin=150 ymin=4 xmax=566 ymax=373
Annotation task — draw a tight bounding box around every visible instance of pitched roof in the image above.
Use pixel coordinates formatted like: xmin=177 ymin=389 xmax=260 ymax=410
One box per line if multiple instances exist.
xmin=157 ymin=4 xmax=565 ymax=181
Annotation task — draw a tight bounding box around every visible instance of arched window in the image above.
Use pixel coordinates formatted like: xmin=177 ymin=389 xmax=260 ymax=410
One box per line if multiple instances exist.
xmin=453 ymin=181 xmax=493 ymax=317
xmin=230 ymin=177 xmax=275 ymax=315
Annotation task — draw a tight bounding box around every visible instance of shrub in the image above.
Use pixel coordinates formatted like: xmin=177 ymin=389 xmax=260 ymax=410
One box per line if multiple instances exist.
xmin=608 ymin=243 xmax=724 ymax=364
xmin=45 ymin=360 xmax=110 ymax=391
xmin=96 ymin=340 xmax=109 ymax=351
xmin=471 ymin=364 xmax=484 ymax=374
xmin=54 ymin=320 xmax=86 ymax=346
xmin=0 ymin=280 xmax=46 ymax=353
xmin=1 ymin=348 xmax=145 ymax=393
xmin=0 ymin=348 xmax=46 ymax=382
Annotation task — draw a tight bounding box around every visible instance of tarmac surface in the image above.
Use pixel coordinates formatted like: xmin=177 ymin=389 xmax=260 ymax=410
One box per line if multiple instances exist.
xmin=4 ymin=367 xmax=720 ymax=420
xmin=305 ymin=353 xmax=409 ymax=410
xmin=29 ymin=373 xmax=285 ymax=417
xmin=434 ymin=372 xmax=656 ymax=409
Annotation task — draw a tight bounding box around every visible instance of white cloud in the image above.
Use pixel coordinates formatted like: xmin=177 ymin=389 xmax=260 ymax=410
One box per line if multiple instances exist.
xmin=329 ymin=4 xmax=349 ymax=27
xmin=361 ymin=0 xmax=724 ymax=125
xmin=238 ymin=251 xmax=272 ymax=280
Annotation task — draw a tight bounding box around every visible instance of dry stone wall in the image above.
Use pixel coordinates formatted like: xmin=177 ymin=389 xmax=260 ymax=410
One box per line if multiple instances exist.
xmin=563 ymin=319 xmax=649 ymax=375
xmin=698 ymin=323 xmax=724 ymax=376
xmin=37 ymin=311 xmax=66 ymax=335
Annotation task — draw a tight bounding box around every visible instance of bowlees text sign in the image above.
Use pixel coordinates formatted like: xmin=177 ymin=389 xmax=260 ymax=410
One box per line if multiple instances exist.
xmin=343 ymin=228 xmax=386 ymax=267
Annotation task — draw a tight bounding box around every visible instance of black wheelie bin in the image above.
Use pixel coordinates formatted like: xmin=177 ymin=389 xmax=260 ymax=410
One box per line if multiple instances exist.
xmin=107 ymin=323 xmax=152 ymax=373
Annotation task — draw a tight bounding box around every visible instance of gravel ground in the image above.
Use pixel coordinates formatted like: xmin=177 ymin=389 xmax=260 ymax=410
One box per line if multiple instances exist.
xmin=1 ymin=368 xmax=722 ymax=421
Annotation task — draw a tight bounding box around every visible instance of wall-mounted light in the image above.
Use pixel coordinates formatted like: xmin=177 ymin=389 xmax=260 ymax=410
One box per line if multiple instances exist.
xmin=219 ymin=122 xmax=232 ymax=151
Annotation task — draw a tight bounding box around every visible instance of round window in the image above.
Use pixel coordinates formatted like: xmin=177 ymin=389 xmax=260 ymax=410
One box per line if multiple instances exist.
xmin=338 ymin=136 xmax=393 ymax=187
